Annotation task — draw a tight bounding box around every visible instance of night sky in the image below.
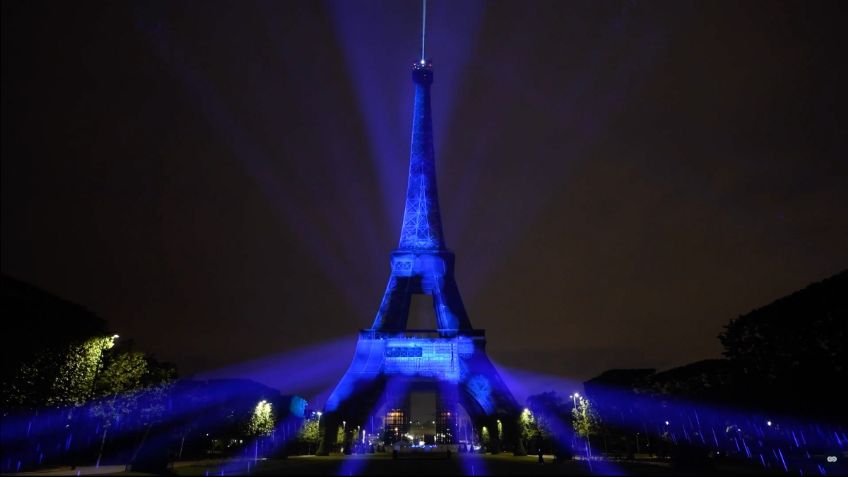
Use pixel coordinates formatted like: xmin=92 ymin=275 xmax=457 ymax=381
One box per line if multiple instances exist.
xmin=2 ymin=1 xmax=846 ymax=401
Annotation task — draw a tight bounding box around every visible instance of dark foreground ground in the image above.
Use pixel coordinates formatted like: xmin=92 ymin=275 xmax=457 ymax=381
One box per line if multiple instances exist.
xmin=148 ymin=453 xmax=790 ymax=476
xmin=7 ymin=453 xmax=814 ymax=476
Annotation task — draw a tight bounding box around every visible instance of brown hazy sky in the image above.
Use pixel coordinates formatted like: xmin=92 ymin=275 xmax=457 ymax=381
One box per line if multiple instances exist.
xmin=2 ymin=1 xmax=846 ymax=390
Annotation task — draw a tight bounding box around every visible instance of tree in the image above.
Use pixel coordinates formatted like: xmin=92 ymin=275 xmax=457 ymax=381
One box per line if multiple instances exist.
xmin=297 ymin=415 xmax=320 ymax=454
xmin=1 ymin=274 xmax=108 ymax=410
xmin=49 ymin=337 xmax=116 ymax=406
xmin=5 ymin=336 xmax=116 ymax=409
xmin=336 ymin=424 xmax=346 ymax=451
xmin=526 ymin=392 xmax=568 ymax=435
xmin=718 ymin=270 xmax=847 ymax=419
xmin=90 ymin=350 xmax=174 ymax=428
xmin=519 ymin=408 xmax=536 ymax=444
xmin=520 ymin=407 xmax=551 ymax=453
xmin=572 ymin=396 xmax=601 ymax=439
xmin=247 ymin=400 xmax=275 ymax=437
xmin=89 ymin=349 xmax=175 ymax=467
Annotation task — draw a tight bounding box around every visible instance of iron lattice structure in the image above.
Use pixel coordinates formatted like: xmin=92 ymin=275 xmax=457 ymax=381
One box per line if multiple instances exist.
xmin=316 ymin=60 xmax=525 ymax=456
xmin=398 ymin=62 xmax=444 ymax=251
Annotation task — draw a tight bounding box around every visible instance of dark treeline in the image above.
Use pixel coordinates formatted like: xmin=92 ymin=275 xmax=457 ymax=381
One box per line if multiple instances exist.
xmin=569 ymin=270 xmax=847 ymax=471
xmin=0 ymin=275 xmax=314 ymax=473
xmin=1 ymin=274 xmax=110 ymax=399
xmin=513 ymin=271 xmax=846 ymax=473
xmin=586 ymin=269 xmax=846 ymax=422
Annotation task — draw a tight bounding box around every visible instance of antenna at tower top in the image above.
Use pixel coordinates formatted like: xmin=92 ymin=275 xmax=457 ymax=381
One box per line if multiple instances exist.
xmin=420 ymin=0 xmax=427 ymax=62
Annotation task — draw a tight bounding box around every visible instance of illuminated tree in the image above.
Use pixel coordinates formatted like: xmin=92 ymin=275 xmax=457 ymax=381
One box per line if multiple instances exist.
xmin=297 ymin=415 xmax=320 ymax=454
xmin=49 ymin=337 xmax=116 ymax=406
xmin=89 ymin=349 xmax=175 ymax=466
xmin=519 ymin=409 xmax=534 ymax=441
xmin=572 ymin=396 xmax=601 ymax=438
xmin=481 ymin=426 xmax=490 ymax=448
xmin=5 ymin=335 xmax=116 ymax=409
xmin=247 ymin=400 xmax=275 ymax=437
xmin=89 ymin=350 xmax=175 ymax=427
xmin=519 ymin=408 xmax=551 ymax=451
xmin=1 ymin=275 xmax=109 ymax=413
xmin=336 ymin=425 xmax=345 ymax=450
xmin=523 ymin=393 xmax=568 ymax=456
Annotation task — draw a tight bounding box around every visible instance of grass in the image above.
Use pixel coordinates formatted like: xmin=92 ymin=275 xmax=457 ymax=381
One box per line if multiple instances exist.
xmin=127 ymin=453 xmax=786 ymax=476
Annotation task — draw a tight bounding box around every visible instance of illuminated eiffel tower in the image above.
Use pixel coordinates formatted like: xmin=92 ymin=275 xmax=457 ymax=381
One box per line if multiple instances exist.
xmin=316 ymin=12 xmax=525 ymax=457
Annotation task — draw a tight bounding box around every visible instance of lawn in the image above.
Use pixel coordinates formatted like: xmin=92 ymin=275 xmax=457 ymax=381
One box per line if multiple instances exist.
xmin=139 ymin=453 xmax=784 ymax=476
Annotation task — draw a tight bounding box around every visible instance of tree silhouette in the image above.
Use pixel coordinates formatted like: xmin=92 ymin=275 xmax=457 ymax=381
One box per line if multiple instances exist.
xmin=719 ymin=270 xmax=847 ymax=419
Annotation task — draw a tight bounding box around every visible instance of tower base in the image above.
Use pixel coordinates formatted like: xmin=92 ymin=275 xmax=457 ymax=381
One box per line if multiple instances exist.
xmin=316 ymin=330 xmax=526 ymax=456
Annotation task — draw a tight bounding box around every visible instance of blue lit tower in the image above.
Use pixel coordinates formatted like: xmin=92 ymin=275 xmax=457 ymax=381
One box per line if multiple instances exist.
xmin=315 ymin=58 xmax=525 ymax=456
xmin=372 ymin=58 xmax=473 ymax=334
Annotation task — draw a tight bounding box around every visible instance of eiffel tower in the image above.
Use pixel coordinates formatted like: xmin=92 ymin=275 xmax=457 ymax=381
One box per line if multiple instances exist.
xmin=316 ymin=36 xmax=525 ymax=458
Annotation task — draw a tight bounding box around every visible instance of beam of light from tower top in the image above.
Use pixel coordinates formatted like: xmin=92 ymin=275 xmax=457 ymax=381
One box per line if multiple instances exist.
xmin=421 ymin=0 xmax=427 ymax=62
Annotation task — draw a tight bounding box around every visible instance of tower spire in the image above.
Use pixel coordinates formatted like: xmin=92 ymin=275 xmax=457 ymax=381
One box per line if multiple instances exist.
xmin=398 ymin=4 xmax=443 ymax=253
xmin=398 ymin=56 xmax=442 ymax=250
